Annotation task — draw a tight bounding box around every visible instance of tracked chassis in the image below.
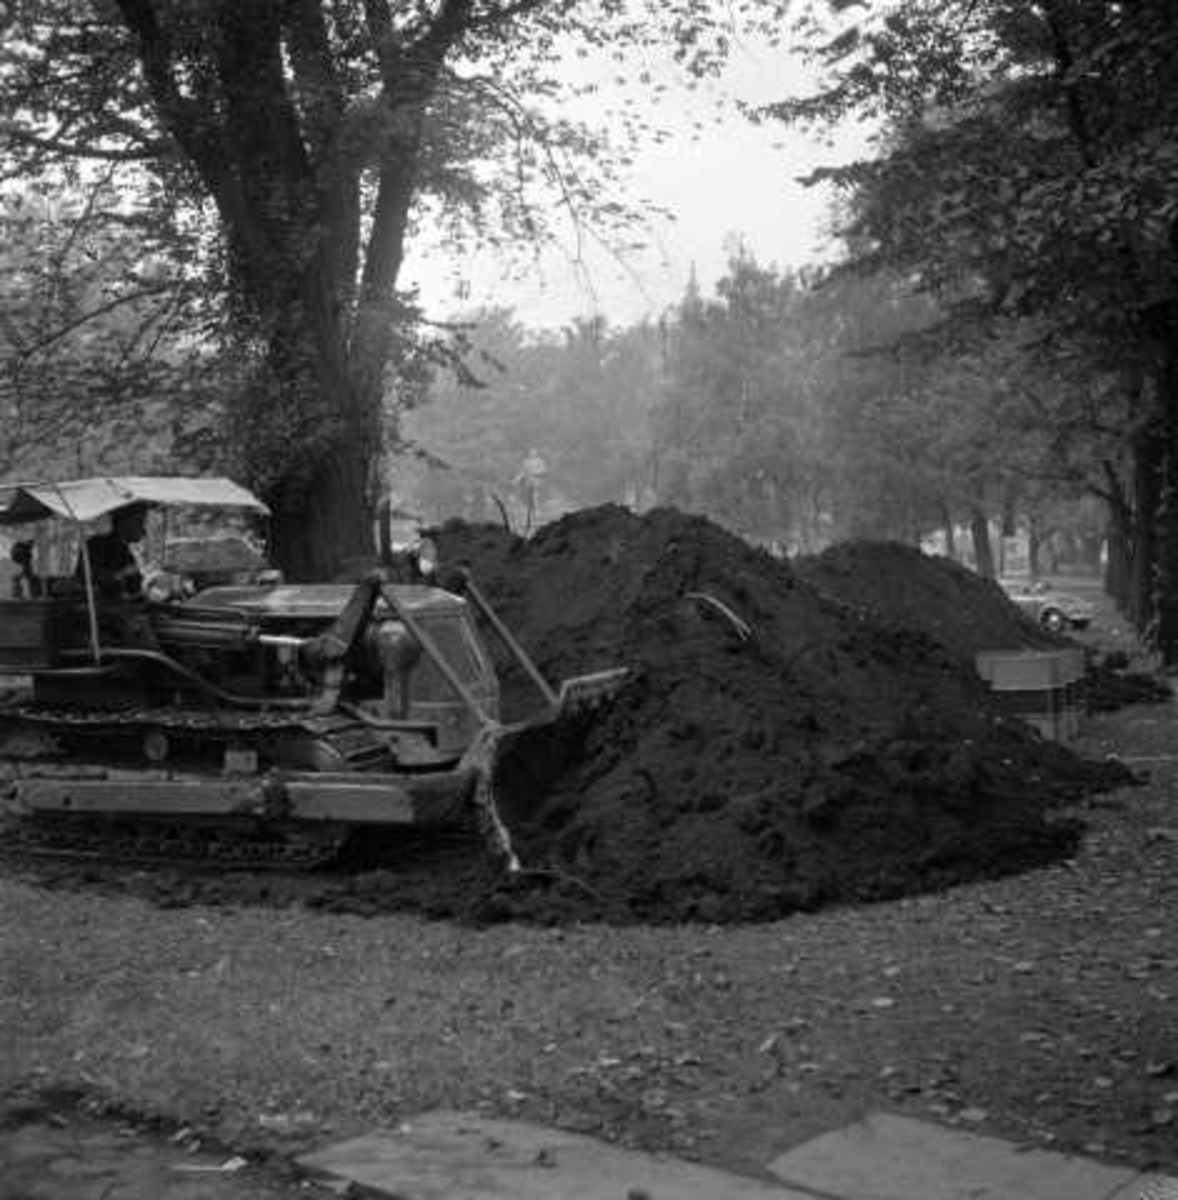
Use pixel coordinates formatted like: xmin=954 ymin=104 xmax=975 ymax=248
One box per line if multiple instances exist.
xmin=0 ymin=695 xmax=477 ymax=867
xmin=0 ymin=569 xmax=495 ymax=866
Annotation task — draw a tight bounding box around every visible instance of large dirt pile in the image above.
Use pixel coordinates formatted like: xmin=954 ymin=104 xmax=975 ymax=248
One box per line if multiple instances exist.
xmin=794 ymin=540 xmax=1058 ymax=663
xmin=429 ymin=506 xmax=1128 ymax=923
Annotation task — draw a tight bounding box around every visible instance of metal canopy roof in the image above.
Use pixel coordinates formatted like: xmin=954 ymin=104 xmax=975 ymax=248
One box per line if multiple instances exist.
xmin=0 ymin=476 xmax=269 ymax=526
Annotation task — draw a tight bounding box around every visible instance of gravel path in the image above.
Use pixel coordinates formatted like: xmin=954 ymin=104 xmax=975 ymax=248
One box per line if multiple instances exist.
xmin=2 ymin=700 xmax=1176 ymax=1184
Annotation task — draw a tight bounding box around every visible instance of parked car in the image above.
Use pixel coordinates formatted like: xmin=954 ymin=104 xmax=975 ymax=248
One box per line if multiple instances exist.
xmin=1001 ymin=578 xmax=1096 ymax=633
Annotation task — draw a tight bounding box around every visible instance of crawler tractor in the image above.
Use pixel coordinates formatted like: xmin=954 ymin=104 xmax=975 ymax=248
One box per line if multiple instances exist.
xmin=0 ymin=477 xmax=625 ymax=867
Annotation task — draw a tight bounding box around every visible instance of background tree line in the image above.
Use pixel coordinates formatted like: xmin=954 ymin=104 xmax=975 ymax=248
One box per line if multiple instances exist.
xmin=405 ymin=249 xmax=1107 ymax=576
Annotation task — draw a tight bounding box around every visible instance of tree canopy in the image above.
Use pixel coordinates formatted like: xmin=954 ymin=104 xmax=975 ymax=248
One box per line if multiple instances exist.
xmin=764 ymin=0 xmax=1178 ymax=639
xmin=773 ymin=1 xmax=1178 ymax=337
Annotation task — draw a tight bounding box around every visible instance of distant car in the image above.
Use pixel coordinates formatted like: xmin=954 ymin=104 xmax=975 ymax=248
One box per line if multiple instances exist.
xmin=1001 ymin=579 xmax=1096 ymax=633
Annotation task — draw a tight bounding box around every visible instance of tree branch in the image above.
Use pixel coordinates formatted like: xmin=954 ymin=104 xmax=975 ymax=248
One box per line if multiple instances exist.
xmin=114 ymin=0 xmax=225 ymax=169
xmin=358 ymin=1 xmax=476 ymax=309
xmin=1038 ymin=0 xmax=1098 ymax=168
xmin=13 ymin=285 xmax=176 ymax=362
xmin=282 ymin=0 xmax=345 ymax=165
xmin=466 ymin=0 xmax=549 ymax=31
xmin=1 ymin=124 xmax=167 ymax=161
xmin=113 ymin=0 xmax=266 ymax=260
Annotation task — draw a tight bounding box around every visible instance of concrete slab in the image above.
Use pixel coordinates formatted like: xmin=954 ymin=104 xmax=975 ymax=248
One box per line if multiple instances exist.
xmin=768 ymin=1111 xmax=1146 ymax=1200
xmin=298 ymin=1110 xmax=814 ymax=1200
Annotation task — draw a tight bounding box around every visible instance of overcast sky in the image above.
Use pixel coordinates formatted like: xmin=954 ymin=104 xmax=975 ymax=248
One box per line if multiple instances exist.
xmin=403 ymin=37 xmax=874 ymax=330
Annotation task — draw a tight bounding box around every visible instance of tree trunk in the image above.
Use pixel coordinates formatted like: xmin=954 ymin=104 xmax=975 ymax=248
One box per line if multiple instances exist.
xmin=1027 ymin=517 xmax=1041 ymax=578
xmin=112 ymin=0 xmax=466 ymax=582
xmin=1101 ymin=461 xmax=1134 ymax=613
xmin=232 ymin=284 xmax=377 ymax=580
xmin=1143 ymin=221 xmax=1178 ymax=657
xmin=969 ymin=508 xmax=995 ymax=579
xmin=1105 ymin=517 xmax=1131 ymax=611
xmin=1152 ymin=327 xmax=1178 ymax=663
xmin=1129 ymin=423 xmax=1162 ymax=633
xmin=269 ymin=444 xmax=372 ymax=581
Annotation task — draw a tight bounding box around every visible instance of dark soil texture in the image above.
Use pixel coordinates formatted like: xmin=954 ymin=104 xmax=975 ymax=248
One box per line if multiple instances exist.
xmin=2 ymin=507 xmax=1140 ymax=926
xmin=432 ymin=507 xmax=1130 ymax=923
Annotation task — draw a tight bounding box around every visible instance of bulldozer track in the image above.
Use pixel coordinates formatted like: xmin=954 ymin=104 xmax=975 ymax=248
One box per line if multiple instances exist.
xmin=2 ymin=702 xmax=341 ymax=739
xmin=0 ymin=705 xmax=410 ymax=871
xmin=0 ymin=803 xmax=488 ymax=876
xmin=0 ymin=699 xmax=400 ymax=778
xmin=2 ymin=812 xmax=347 ymax=871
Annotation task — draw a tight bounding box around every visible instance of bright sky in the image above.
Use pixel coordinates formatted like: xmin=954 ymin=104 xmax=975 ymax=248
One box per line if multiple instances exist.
xmin=403 ymin=37 xmax=875 ymax=330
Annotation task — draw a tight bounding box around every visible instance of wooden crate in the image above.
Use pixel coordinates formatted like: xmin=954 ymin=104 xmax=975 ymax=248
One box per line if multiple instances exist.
xmin=0 ymin=599 xmax=59 ymax=670
xmin=975 ymin=648 xmax=1085 ymax=742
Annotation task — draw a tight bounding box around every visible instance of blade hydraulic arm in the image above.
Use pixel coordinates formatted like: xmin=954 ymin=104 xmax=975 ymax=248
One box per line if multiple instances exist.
xmin=437 ymin=565 xmax=559 ymax=712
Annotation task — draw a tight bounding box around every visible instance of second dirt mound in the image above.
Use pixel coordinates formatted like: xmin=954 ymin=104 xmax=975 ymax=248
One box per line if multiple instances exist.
xmin=794 ymin=540 xmax=1059 ymax=663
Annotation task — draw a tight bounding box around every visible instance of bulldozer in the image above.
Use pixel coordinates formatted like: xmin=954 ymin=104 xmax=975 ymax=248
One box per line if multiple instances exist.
xmin=0 ymin=476 xmax=626 ymax=869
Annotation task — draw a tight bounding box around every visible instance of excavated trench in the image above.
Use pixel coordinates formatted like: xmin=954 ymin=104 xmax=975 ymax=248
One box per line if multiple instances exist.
xmin=1 ymin=506 xmax=1136 ymax=924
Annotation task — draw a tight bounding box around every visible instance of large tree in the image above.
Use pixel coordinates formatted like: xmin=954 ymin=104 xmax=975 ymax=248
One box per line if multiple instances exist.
xmin=768 ymin=0 xmax=1178 ymax=646
xmin=1 ymin=0 xmax=785 ymax=577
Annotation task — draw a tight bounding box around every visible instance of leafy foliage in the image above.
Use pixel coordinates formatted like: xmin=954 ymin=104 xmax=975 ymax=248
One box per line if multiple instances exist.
xmin=762 ymin=0 xmax=1178 ymax=633
xmin=768 ymin=1 xmax=1178 ymax=334
xmin=0 ymin=180 xmax=236 ymax=480
xmin=650 ymin=255 xmax=831 ymax=544
xmin=650 ymin=250 xmax=1118 ymax=558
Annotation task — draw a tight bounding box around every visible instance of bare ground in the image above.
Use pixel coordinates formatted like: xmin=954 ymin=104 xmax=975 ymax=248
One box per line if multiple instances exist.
xmin=1 ymin=693 xmax=1175 ymax=1183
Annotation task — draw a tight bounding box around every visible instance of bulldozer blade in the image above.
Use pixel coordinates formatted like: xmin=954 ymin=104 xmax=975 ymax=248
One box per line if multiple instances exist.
xmin=452 ymin=668 xmax=628 ymax=870
xmin=480 ymin=667 xmax=628 ymax=834
xmin=488 ymin=713 xmax=591 ymax=834
xmin=554 ymin=667 xmax=630 ymax=716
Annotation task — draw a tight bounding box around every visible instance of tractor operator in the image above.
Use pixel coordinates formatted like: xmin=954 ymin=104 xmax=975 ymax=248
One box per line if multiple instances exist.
xmin=79 ymin=502 xmax=148 ymax=602
xmin=76 ymin=501 xmax=159 ymax=648
xmin=9 ymin=540 xmax=42 ymax=598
